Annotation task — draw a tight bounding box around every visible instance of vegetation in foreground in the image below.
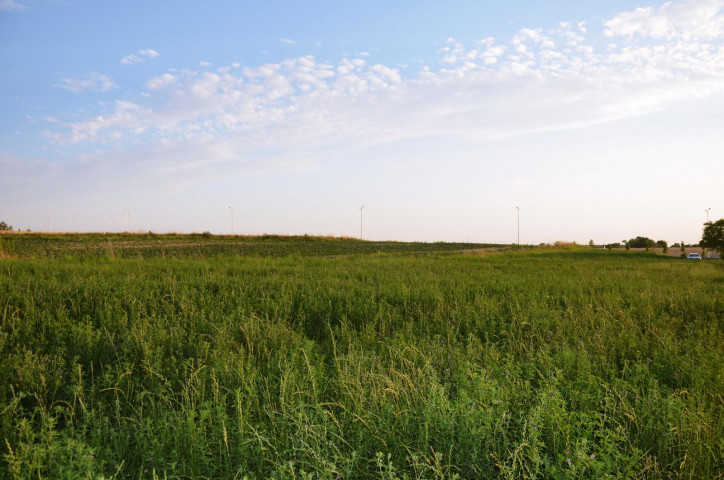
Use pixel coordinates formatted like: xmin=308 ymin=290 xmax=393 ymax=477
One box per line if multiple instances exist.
xmin=1 ymin=235 xmax=722 ymax=479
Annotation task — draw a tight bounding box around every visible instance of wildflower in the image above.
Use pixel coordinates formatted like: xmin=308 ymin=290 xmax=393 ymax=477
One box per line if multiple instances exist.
xmin=590 ymin=454 xmax=595 ymax=459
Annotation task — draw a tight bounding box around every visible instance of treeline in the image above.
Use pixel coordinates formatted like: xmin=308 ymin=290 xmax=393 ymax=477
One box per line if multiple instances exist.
xmin=602 ymin=236 xmax=671 ymax=251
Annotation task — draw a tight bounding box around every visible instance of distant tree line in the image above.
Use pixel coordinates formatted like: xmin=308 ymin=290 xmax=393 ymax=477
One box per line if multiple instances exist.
xmin=602 ymin=238 xmax=680 ymax=253
xmin=598 ymin=220 xmax=723 ymax=258
xmin=608 ymin=236 xmax=669 ymax=252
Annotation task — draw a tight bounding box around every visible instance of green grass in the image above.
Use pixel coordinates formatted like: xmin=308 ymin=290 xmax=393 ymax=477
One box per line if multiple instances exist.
xmin=0 ymin=232 xmax=505 ymax=259
xmin=1 ymin=235 xmax=722 ymax=479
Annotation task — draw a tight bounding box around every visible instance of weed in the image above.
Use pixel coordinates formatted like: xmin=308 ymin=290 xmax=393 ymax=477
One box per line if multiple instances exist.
xmin=0 ymin=238 xmax=722 ymax=478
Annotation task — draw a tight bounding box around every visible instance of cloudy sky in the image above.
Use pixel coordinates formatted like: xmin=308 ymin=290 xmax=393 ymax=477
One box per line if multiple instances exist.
xmin=1 ymin=0 xmax=722 ymax=243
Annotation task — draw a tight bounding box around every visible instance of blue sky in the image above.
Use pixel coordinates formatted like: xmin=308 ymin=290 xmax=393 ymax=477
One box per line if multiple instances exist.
xmin=1 ymin=0 xmax=722 ymax=243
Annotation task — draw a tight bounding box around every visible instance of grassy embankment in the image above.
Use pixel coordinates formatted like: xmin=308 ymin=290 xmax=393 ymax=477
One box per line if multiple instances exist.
xmin=1 ymin=234 xmax=722 ymax=479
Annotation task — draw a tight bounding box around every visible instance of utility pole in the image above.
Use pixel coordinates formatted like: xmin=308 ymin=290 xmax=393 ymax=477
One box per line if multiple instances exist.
xmin=360 ymin=206 xmax=364 ymax=240
xmin=228 ymin=206 xmax=236 ymax=235
xmin=516 ymin=206 xmax=520 ymax=246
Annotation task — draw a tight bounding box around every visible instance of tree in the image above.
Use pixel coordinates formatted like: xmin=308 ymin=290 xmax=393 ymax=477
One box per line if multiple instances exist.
xmin=0 ymin=221 xmax=12 ymax=231
xmin=700 ymin=219 xmax=724 ymax=257
xmin=656 ymin=240 xmax=668 ymax=254
xmin=627 ymin=236 xmax=656 ymax=251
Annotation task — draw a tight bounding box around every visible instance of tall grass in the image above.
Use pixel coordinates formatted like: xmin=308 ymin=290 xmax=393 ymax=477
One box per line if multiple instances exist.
xmin=1 ymin=244 xmax=722 ymax=478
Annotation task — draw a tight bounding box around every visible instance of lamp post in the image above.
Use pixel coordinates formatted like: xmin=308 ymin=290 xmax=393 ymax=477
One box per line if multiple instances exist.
xmin=360 ymin=206 xmax=364 ymax=240
xmin=516 ymin=206 xmax=520 ymax=246
xmin=228 ymin=206 xmax=236 ymax=235
xmin=705 ymin=208 xmax=711 ymax=258
xmin=43 ymin=210 xmax=53 ymax=232
xmin=123 ymin=208 xmax=134 ymax=233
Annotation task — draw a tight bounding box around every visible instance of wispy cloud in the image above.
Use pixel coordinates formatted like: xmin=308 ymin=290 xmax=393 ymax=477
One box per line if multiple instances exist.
xmin=145 ymin=73 xmax=176 ymax=91
xmin=0 ymin=0 xmax=28 ymax=11
xmin=67 ymin=100 xmax=151 ymax=143
xmin=121 ymin=49 xmax=160 ymax=65
xmin=280 ymin=38 xmax=298 ymax=45
xmin=53 ymin=72 xmax=116 ymax=93
xmin=40 ymin=0 xmax=724 ymax=180
xmin=138 ymin=49 xmax=159 ymax=58
xmin=605 ymin=0 xmax=724 ymax=38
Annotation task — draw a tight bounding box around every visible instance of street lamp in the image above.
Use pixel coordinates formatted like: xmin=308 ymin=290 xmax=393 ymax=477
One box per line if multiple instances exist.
xmin=228 ymin=206 xmax=236 ymax=235
xmin=43 ymin=210 xmax=54 ymax=232
xmin=705 ymin=208 xmax=711 ymax=258
xmin=359 ymin=206 xmax=364 ymax=240
xmin=516 ymin=206 xmax=520 ymax=246
xmin=123 ymin=208 xmax=134 ymax=233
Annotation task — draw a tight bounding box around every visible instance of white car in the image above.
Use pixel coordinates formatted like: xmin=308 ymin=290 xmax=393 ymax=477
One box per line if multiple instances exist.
xmin=687 ymin=253 xmax=702 ymax=260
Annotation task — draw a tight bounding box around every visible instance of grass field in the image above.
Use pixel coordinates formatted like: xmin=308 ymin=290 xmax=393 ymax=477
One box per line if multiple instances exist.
xmin=1 ymin=234 xmax=722 ymax=479
xmin=0 ymin=233 xmax=502 ymax=259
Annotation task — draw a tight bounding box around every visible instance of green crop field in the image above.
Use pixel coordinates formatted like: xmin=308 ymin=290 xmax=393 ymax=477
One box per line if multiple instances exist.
xmin=0 ymin=233 xmax=501 ymax=259
xmin=1 ymin=234 xmax=722 ymax=479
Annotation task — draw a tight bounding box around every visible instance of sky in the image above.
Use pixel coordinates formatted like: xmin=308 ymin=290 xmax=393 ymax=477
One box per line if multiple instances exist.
xmin=1 ymin=0 xmax=722 ymax=244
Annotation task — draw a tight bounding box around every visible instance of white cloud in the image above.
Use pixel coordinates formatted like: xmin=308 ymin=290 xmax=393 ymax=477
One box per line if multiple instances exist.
xmin=121 ymin=54 xmax=142 ymax=65
xmin=121 ymin=49 xmax=160 ymax=65
xmin=53 ymin=72 xmax=116 ymax=93
xmin=280 ymin=38 xmax=298 ymax=45
xmin=67 ymin=100 xmax=150 ymax=143
xmin=0 ymin=0 xmax=27 ymax=10
xmin=42 ymin=0 xmax=724 ymax=181
xmin=199 ymin=61 xmax=212 ymax=67
xmin=145 ymin=73 xmax=176 ymax=91
xmin=138 ymin=49 xmax=159 ymax=58
xmin=605 ymin=0 xmax=724 ymax=39
xmin=483 ymin=45 xmax=506 ymax=64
